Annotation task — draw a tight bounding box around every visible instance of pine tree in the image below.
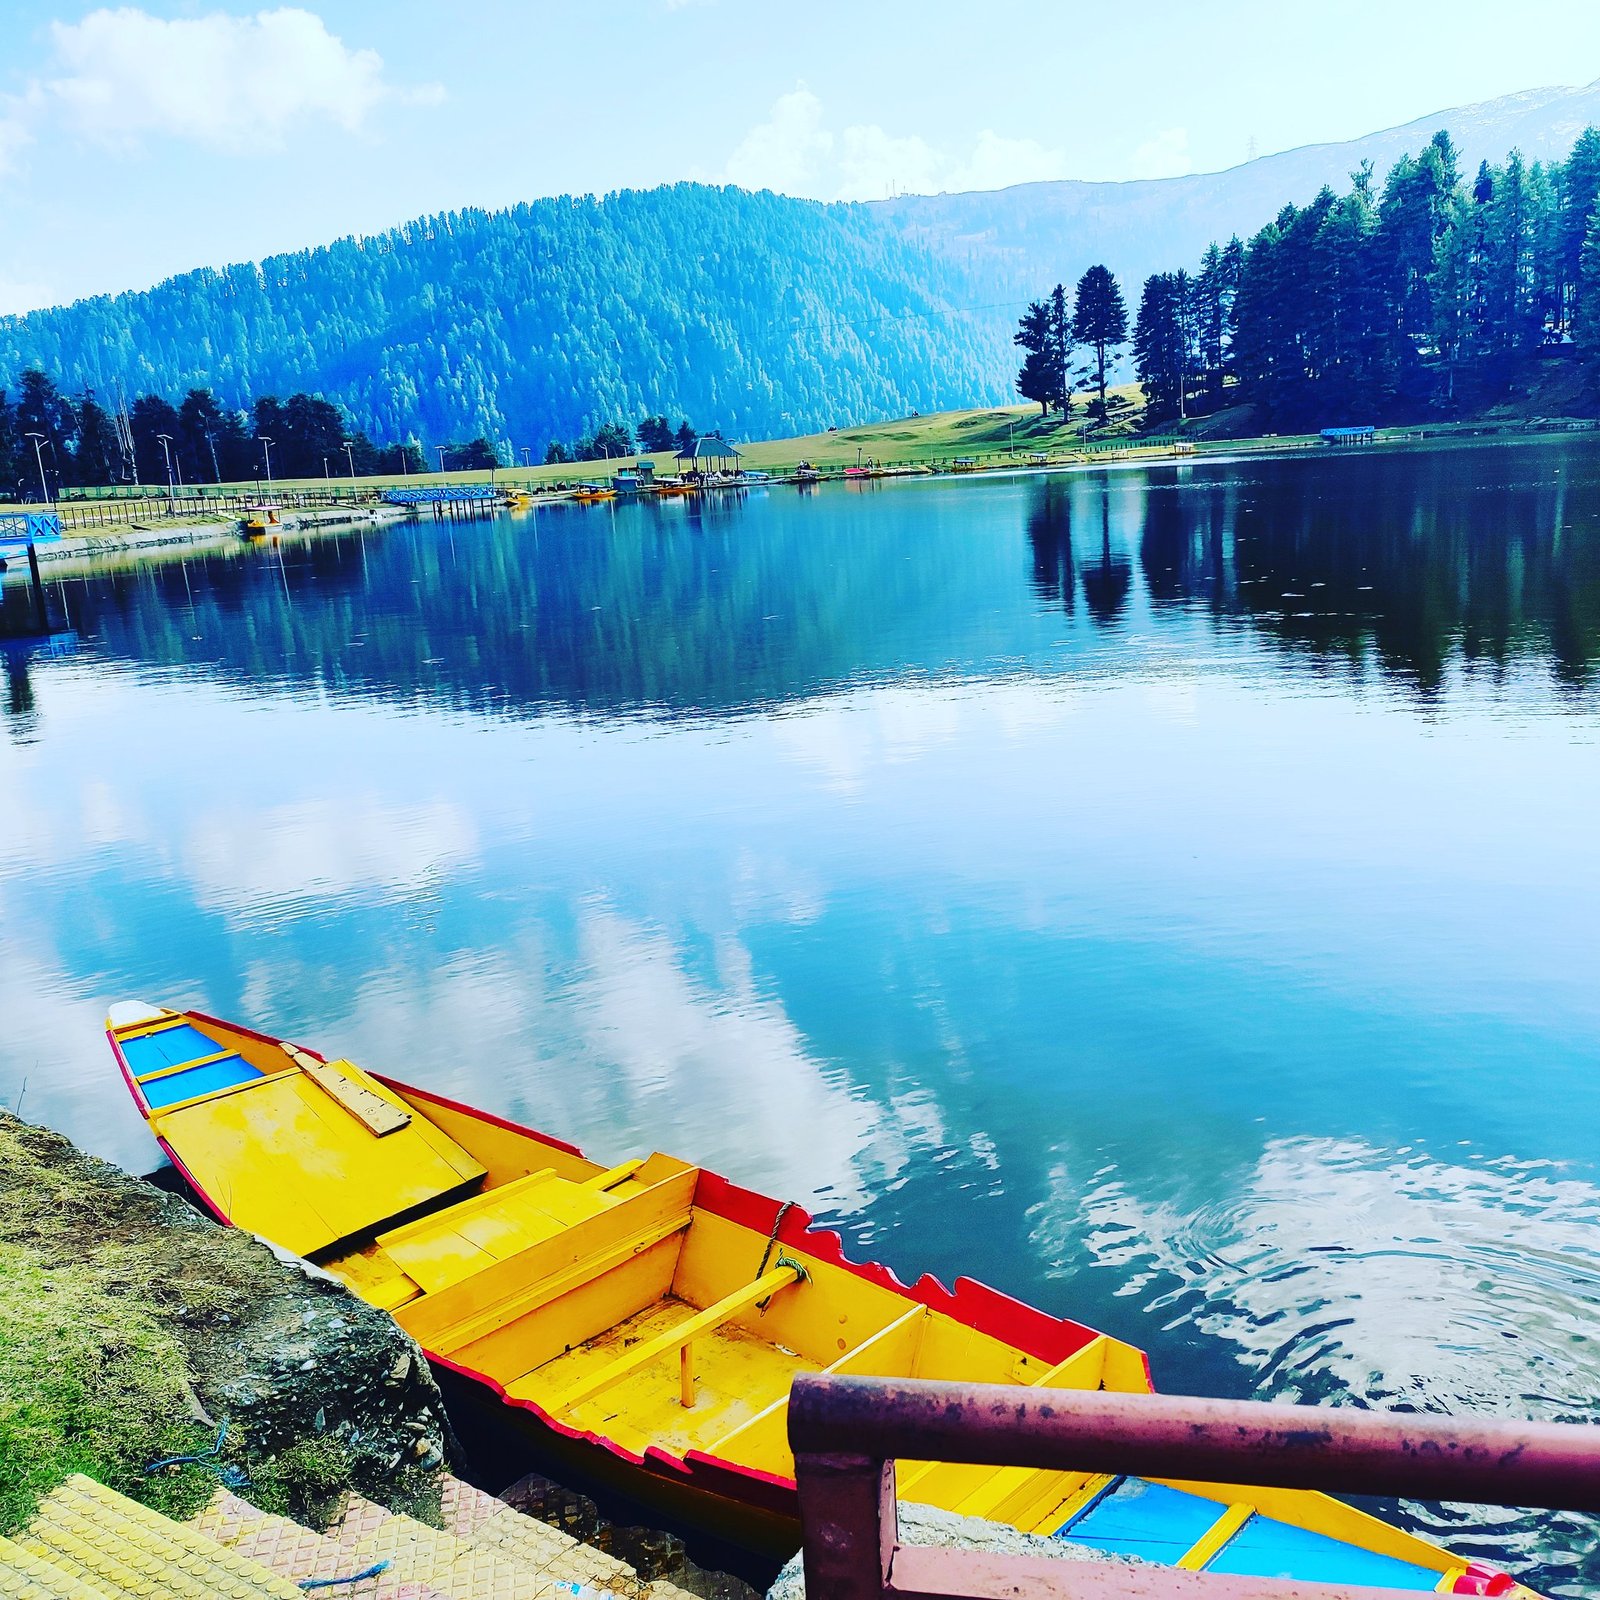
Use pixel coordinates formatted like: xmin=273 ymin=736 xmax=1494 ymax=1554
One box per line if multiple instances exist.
xmin=1048 ymin=284 xmax=1074 ymax=417
xmin=1071 ymin=265 xmax=1128 ymax=420
xmin=14 ymin=368 xmax=75 ymax=492
xmin=0 ymin=389 xmax=17 ymax=495
xmin=1014 ymin=298 xmax=1056 ymax=415
xmin=1560 ymin=128 xmax=1600 ymax=331
xmin=130 ymin=394 xmax=182 ymax=488
xmin=1133 ymin=274 xmax=1186 ymax=421
xmin=1574 ymin=210 xmax=1600 ymax=373
xmin=177 ymin=389 xmax=227 ymax=483
xmin=637 ymin=414 xmax=674 ymax=451
xmin=73 ymin=391 xmax=120 ymax=487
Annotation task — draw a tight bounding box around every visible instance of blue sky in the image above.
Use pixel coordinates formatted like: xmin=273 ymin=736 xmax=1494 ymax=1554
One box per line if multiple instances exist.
xmin=1 ymin=0 xmax=1598 ymax=313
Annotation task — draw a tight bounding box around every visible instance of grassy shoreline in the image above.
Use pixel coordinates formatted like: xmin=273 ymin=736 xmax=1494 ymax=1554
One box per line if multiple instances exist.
xmin=15 ymin=402 xmax=1596 ymax=577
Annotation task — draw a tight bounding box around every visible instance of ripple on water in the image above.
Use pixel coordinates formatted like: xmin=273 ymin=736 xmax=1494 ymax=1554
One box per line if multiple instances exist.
xmin=1031 ymin=1138 xmax=1600 ymax=1595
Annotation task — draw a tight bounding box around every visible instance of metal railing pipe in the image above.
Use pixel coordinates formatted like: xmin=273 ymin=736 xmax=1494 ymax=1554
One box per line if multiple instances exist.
xmin=789 ymin=1374 xmax=1600 ymax=1513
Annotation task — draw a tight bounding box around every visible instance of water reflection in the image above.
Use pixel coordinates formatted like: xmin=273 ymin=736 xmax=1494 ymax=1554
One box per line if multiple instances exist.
xmin=6 ymin=437 xmax=1595 ymax=724
xmin=2 ymin=441 xmax=1599 ymax=1590
xmin=1029 ymin=1138 xmax=1600 ymax=1592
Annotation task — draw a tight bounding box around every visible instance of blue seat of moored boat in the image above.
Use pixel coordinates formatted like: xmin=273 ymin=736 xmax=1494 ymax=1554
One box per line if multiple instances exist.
xmin=120 ymin=1022 xmax=263 ymax=1109
xmin=120 ymin=1022 xmax=229 ymax=1077
xmin=138 ymin=1053 xmax=261 ymax=1109
xmin=1055 ymin=1478 xmax=1221 ymax=1562
xmin=1204 ymin=1514 xmax=1438 ymax=1589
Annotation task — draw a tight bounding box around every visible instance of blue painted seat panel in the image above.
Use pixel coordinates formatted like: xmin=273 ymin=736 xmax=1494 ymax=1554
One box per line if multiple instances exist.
xmin=139 ymin=1054 xmax=261 ymax=1109
xmin=121 ymin=1023 xmax=228 ymax=1077
xmin=1055 ymin=1478 xmax=1222 ymax=1562
xmin=1206 ymin=1514 xmax=1439 ymax=1589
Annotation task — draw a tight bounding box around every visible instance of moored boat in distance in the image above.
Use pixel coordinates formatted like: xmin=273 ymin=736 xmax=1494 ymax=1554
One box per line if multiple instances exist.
xmin=571 ymin=483 xmax=617 ymax=503
xmin=240 ymin=501 xmax=285 ymax=537
xmin=105 ymin=1001 xmax=1537 ymax=1592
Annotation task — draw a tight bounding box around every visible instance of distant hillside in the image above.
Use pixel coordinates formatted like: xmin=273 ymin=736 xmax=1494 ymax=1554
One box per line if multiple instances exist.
xmin=0 ymin=187 xmax=1011 ymax=451
xmin=0 ymin=78 xmax=1596 ymax=450
xmin=878 ymin=79 xmax=1600 ymax=297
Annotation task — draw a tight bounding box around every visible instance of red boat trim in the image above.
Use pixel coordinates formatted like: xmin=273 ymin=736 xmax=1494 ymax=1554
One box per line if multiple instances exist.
xmin=107 ymin=1026 xmax=151 ymax=1117
xmin=692 ymin=1169 xmax=1103 ymax=1368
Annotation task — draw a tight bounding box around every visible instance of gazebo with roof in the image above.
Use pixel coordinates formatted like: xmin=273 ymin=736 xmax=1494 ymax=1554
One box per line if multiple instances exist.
xmin=674 ymin=434 xmax=743 ymax=477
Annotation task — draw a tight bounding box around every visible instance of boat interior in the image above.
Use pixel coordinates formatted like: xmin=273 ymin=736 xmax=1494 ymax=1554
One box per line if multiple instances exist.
xmin=108 ymin=1003 xmax=1475 ymax=1591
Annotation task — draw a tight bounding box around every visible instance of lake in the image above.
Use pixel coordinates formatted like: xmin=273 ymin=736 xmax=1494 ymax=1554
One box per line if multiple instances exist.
xmin=2 ymin=438 xmax=1598 ymax=1590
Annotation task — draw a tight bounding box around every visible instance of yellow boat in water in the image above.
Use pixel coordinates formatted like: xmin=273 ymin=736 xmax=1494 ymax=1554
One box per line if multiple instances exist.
xmin=106 ymin=1002 xmax=1534 ymax=1592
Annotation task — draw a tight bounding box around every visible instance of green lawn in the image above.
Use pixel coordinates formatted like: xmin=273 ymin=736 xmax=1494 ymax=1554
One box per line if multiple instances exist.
xmin=47 ymin=387 xmax=1583 ymax=508
xmin=51 ymin=390 xmax=1157 ymax=504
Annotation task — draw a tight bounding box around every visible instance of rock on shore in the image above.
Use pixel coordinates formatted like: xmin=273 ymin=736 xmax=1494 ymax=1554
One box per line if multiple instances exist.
xmin=0 ymin=1112 xmax=447 ymax=1526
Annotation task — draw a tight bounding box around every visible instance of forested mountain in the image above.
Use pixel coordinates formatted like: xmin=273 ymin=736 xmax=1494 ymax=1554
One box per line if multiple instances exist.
xmin=0 ymin=186 xmax=1010 ymax=457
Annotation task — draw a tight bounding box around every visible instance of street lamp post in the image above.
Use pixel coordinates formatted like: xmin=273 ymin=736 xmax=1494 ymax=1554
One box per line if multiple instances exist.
xmin=258 ymin=436 xmax=275 ymax=486
xmin=343 ymin=442 xmax=356 ymax=482
xmin=156 ymin=433 xmax=177 ymax=504
xmin=520 ymin=447 xmax=531 ymax=468
xmin=435 ymin=445 xmax=447 ymax=474
xmin=24 ymin=432 xmax=50 ymax=504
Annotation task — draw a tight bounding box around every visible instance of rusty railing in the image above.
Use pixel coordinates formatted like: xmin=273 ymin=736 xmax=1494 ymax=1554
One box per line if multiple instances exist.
xmin=788 ymin=1374 xmax=1600 ymax=1599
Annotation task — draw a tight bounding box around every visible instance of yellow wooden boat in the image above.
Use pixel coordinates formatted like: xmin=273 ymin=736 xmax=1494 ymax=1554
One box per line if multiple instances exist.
xmin=106 ymin=1003 xmax=1535 ymax=1592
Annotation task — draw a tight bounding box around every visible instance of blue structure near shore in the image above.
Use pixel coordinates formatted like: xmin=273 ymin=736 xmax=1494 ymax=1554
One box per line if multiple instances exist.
xmin=0 ymin=511 xmax=62 ymax=636
xmin=1320 ymin=425 xmax=1376 ymax=445
xmin=383 ymin=485 xmax=499 ymax=505
xmin=0 ymin=511 xmax=63 ymax=550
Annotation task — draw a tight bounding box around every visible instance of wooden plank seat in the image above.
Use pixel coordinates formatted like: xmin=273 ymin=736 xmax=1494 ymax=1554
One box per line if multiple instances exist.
xmin=551 ymin=1264 xmax=803 ymax=1414
xmin=395 ymin=1162 xmax=700 ymax=1358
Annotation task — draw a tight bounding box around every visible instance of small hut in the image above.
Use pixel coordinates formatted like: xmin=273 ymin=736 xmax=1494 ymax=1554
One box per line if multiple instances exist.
xmin=675 ymin=434 xmax=743 ymax=479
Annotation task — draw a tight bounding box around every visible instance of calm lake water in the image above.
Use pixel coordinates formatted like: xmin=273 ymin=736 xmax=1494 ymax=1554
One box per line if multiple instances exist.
xmin=3 ymin=438 xmax=1599 ymax=1588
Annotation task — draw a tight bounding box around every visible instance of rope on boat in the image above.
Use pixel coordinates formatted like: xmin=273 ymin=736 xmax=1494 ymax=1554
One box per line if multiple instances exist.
xmin=144 ymin=1420 xmax=248 ymax=1488
xmin=298 ymin=1560 xmax=392 ymax=1589
xmin=757 ymin=1201 xmax=798 ymax=1313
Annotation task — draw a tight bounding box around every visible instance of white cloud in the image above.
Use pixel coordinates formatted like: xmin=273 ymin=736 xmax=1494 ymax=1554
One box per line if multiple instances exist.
xmin=724 ymin=85 xmax=1069 ymax=201
xmin=948 ymin=130 xmax=1069 ymax=193
xmin=1126 ymin=126 xmax=1192 ymax=181
xmin=725 ymin=85 xmax=835 ymax=196
xmin=834 ymin=123 xmax=943 ymax=201
xmin=39 ymin=7 xmax=441 ymax=155
xmin=0 ymin=108 xmax=34 ymax=177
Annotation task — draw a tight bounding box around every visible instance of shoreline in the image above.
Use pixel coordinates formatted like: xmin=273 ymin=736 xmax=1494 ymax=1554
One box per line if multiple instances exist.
xmin=29 ymin=501 xmax=413 ymax=578
xmin=5 ymin=417 xmax=1594 ymax=592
